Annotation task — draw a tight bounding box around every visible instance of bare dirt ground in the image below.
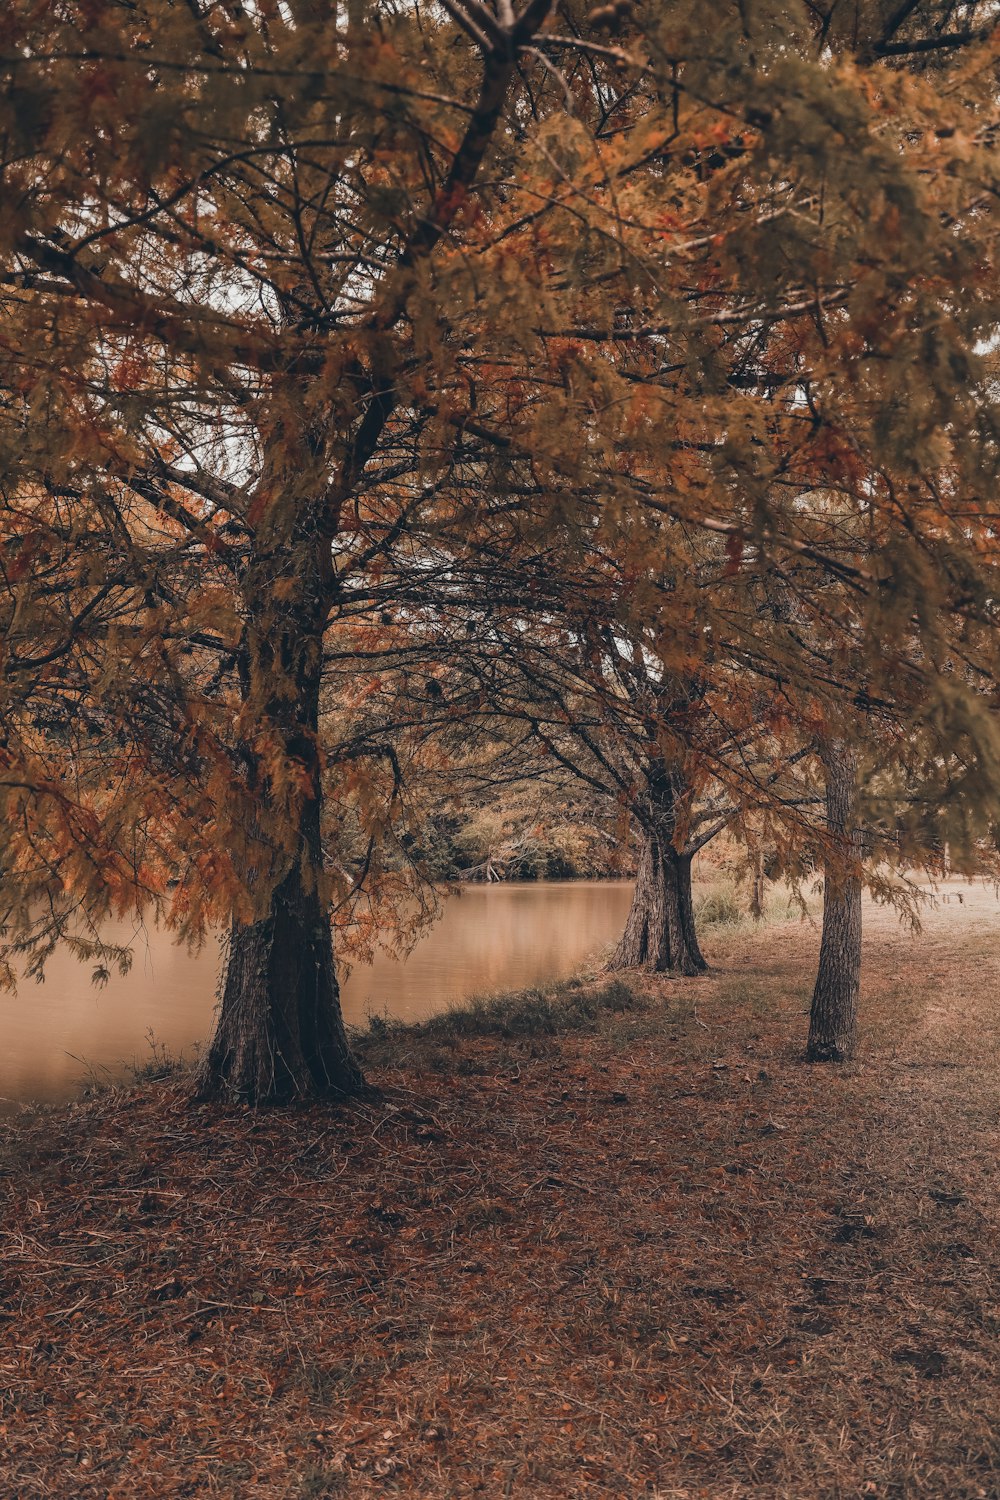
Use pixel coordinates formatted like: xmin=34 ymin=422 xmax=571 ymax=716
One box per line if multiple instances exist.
xmin=2 ymin=879 xmax=1000 ymax=1499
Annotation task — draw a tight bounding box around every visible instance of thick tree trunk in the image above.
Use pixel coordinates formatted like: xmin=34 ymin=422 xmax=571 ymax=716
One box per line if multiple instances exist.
xmin=610 ymin=827 xmax=706 ymax=975
xmin=196 ymin=534 xmax=363 ymax=1104
xmin=198 ymin=792 xmax=363 ymax=1105
xmin=198 ymin=865 xmax=363 ymax=1103
xmin=807 ymin=740 xmax=862 ymax=1063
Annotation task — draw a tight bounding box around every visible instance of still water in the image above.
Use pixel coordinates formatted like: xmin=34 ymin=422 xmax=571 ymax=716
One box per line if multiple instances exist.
xmin=0 ymin=880 xmax=634 ymax=1108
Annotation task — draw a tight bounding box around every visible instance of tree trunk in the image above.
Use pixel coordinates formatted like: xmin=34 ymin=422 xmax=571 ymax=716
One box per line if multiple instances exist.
xmin=807 ymin=740 xmax=862 ymax=1063
xmin=610 ymin=827 xmax=706 ymax=975
xmin=196 ymin=535 xmax=363 ymax=1104
xmin=750 ymin=852 xmax=765 ymax=922
xmin=198 ymin=864 xmax=363 ymax=1103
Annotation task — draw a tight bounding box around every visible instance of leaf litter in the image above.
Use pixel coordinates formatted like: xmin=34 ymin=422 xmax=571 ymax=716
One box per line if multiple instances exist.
xmin=1 ymin=885 xmax=1000 ymax=1497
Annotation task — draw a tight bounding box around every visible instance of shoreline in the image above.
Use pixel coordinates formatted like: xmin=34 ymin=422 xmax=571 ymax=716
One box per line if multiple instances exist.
xmin=3 ymin=895 xmax=1000 ymax=1495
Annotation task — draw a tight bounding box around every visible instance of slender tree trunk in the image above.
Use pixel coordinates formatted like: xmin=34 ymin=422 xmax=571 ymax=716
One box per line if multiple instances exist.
xmin=750 ymin=852 xmax=765 ymax=922
xmin=807 ymin=740 xmax=862 ymax=1063
xmin=197 ymin=539 xmax=363 ymax=1104
xmin=611 ymin=826 xmax=706 ymax=975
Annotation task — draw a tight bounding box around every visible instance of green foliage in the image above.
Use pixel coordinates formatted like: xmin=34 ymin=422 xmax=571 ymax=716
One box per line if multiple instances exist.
xmin=356 ymin=978 xmax=643 ymax=1062
xmin=694 ymin=883 xmax=744 ymax=929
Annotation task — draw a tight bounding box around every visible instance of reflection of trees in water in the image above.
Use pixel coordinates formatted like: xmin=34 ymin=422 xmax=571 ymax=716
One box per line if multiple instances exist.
xmin=0 ymin=885 xmax=635 ymax=1106
xmin=342 ymin=883 xmax=635 ymax=1026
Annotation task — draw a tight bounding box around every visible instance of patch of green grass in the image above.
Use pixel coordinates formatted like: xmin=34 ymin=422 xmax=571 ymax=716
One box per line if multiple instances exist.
xmin=715 ymin=975 xmax=785 ymax=1021
xmin=695 ymin=882 xmax=743 ymax=928
xmin=354 ymin=977 xmax=645 ymax=1067
xmin=126 ymin=1032 xmax=191 ymax=1085
xmin=693 ymin=878 xmax=808 ymax=932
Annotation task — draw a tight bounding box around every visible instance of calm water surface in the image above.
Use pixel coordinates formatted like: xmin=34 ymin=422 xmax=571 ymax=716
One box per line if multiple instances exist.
xmin=0 ymin=880 xmax=634 ymax=1108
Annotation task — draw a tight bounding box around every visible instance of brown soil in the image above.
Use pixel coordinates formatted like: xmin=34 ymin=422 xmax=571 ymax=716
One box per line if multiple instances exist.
xmin=2 ymin=880 xmax=1000 ymax=1499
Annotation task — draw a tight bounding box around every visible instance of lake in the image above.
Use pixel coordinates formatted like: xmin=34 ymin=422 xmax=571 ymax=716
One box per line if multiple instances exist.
xmin=0 ymin=880 xmax=635 ymax=1109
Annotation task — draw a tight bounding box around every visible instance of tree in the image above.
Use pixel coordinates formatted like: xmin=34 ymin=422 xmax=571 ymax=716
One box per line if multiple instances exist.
xmin=0 ymin=0 xmax=998 ymax=1102
xmin=473 ymin=593 xmax=810 ymax=979
xmin=807 ymin=738 xmax=863 ymax=1062
xmin=0 ymin=0 xmax=563 ymax=1101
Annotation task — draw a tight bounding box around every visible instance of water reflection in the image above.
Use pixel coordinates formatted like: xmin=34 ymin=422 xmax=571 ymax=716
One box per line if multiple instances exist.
xmin=0 ymin=880 xmax=634 ymax=1108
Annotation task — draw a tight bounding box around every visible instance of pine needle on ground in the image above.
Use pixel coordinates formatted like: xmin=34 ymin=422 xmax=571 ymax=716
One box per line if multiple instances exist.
xmin=2 ymin=881 xmax=999 ymax=1498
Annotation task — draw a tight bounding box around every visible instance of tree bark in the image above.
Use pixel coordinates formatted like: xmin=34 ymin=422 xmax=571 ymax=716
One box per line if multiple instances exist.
xmin=807 ymin=740 xmax=862 ymax=1063
xmin=610 ymin=826 xmax=706 ymax=975
xmin=196 ymin=534 xmax=363 ymax=1104
xmin=750 ymin=852 xmax=765 ymax=922
xmin=199 ymin=862 xmax=363 ymax=1103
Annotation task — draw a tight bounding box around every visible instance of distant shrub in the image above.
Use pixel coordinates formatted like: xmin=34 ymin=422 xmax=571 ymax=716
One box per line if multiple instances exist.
xmin=694 ymin=882 xmax=743 ymax=928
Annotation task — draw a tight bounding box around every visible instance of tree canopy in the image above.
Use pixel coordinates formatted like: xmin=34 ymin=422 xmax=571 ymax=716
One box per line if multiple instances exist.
xmin=0 ymin=0 xmax=998 ymax=1097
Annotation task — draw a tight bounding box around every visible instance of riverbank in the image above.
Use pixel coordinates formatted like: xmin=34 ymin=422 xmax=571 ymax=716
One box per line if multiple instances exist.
xmin=2 ymin=883 xmax=1000 ymax=1498
xmin=0 ymin=879 xmax=640 ymax=1110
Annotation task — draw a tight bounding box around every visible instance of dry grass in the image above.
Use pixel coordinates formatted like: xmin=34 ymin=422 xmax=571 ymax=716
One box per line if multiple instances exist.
xmin=2 ymin=879 xmax=1000 ymax=1498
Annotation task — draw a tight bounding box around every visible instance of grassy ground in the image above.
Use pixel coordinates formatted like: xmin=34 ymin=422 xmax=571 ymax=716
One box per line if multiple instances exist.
xmin=2 ymin=880 xmax=1000 ymax=1498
